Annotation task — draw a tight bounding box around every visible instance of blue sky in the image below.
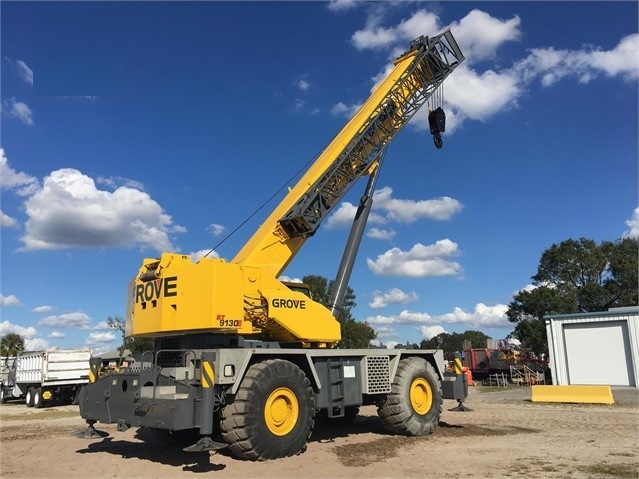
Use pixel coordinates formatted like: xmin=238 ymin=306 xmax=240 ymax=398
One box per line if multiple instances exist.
xmin=1 ymin=1 xmax=637 ymax=353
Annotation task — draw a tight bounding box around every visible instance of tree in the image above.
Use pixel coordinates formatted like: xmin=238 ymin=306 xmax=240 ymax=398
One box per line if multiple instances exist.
xmin=420 ymin=330 xmax=492 ymax=358
xmin=507 ymin=237 xmax=638 ymax=355
xmin=106 ymin=315 xmax=155 ymax=354
xmin=302 ymin=275 xmax=376 ymax=348
xmin=1 ymin=333 xmax=25 ymax=356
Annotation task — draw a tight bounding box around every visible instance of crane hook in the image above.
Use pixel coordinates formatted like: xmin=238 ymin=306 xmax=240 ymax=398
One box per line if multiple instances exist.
xmin=428 ymin=107 xmax=446 ymax=150
xmin=433 ymin=133 xmax=443 ymax=149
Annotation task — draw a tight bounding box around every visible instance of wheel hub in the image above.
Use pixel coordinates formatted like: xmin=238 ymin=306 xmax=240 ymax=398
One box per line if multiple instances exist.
xmin=264 ymin=387 xmax=298 ymax=436
xmin=410 ymin=378 xmax=433 ymax=415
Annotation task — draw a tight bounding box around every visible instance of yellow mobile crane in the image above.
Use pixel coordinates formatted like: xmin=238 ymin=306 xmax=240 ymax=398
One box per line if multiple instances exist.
xmin=79 ymin=29 xmax=466 ymax=460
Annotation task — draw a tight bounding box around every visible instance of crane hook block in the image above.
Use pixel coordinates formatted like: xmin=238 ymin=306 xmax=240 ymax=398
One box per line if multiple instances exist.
xmin=428 ymin=107 xmax=446 ymax=149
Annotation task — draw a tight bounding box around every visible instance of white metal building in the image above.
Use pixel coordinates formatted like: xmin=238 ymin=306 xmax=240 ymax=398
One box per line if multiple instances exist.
xmin=545 ymin=307 xmax=639 ymax=387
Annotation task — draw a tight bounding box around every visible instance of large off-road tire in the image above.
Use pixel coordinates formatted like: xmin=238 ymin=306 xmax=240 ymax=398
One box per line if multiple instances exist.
xmin=377 ymin=356 xmax=442 ymax=436
xmin=220 ymin=359 xmax=315 ymax=461
xmin=26 ymin=387 xmax=36 ymax=408
xmin=0 ymin=387 xmax=7 ymax=404
xmin=33 ymin=388 xmax=44 ymax=408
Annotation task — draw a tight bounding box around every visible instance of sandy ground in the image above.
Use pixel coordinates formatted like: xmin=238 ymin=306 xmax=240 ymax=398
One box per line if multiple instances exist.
xmin=1 ymin=386 xmax=638 ymax=479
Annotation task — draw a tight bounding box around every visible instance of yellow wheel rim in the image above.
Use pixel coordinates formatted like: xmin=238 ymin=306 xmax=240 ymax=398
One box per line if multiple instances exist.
xmin=410 ymin=377 xmax=433 ymax=415
xmin=264 ymin=387 xmax=299 ymax=436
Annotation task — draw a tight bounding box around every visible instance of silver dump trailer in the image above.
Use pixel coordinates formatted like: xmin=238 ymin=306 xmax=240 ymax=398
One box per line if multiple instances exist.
xmin=0 ymin=349 xmax=91 ymax=407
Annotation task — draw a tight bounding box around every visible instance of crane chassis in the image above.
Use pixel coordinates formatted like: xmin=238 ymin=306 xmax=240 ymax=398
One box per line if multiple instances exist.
xmin=79 ymin=29 xmax=467 ymax=460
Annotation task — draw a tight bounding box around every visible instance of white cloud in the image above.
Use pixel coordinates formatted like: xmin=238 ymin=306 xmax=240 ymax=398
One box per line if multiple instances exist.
xmin=4 ymin=97 xmax=34 ymax=126
xmin=327 ymin=0 xmax=359 ymax=12
xmin=450 ymin=9 xmax=521 ymax=62
xmin=296 ymin=79 xmax=311 ymax=92
xmin=351 ymin=23 xmax=403 ymax=51
xmin=190 ymin=249 xmax=220 ymax=262
xmin=366 ymin=314 xmax=405 ymax=325
xmin=16 ymin=60 xmax=34 ymax=85
xmin=326 ymin=187 xmax=462 ymax=229
xmin=515 ymin=284 xmax=537 ymax=295
xmin=6 ymin=58 xmax=34 ymax=85
xmin=294 ymin=98 xmax=306 ymax=111
xmin=365 ymin=302 xmax=509 ymax=330
xmin=49 ymin=331 xmax=65 ymax=339
xmin=419 ymin=325 xmax=447 ymax=340
xmin=339 ymin=9 xmax=637 ymax=135
xmin=19 ymin=168 xmax=184 ymax=252
xmin=38 ymin=312 xmax=92 ymax=329
xmin=0 ymin=320 xmax=37 ymax=338
xmin=396 ymin=310 xmax=435 ymax=324
xmin=0 ymin=210 xmax=18 ymax=228
xmin=514 ymin=34 xmax=639 ymax=87
xmin=588 ymin=34 xmax=639 ymax=81
xmin=325 ymin=202 xmax=358 ymax=229
xmin=96 ymin=175 xmax=145 ymax=191
xmin=366 ymin=227 xmax=396 ymax=240
xmin=25 ymin=338 xmax=49 ymax=351
xmin=443 ymin=67 xmax=521 ymax=124
xmin=0 ymin=149 xmax=39 ymax=195
xmin=373 ymin=325 xmax=399 ymax=343
xmin=330 ymin=101 xmax=361 ymax=119
xmin=86 ymin=331 xmax=116 ymax=345
xmin=208 ymin=223 xmax=226 ymax=236
xmin=437 ymin=303 xmax=509 ymax=327
xmin=373 ymin=187 xmax=463 ymax=223
xmin=440 ymin=33 xmax=638 ymax=131
xmin=351 ymin=8 xmax=520 ymax=58
xmin=32 ymin=305 xmax=54 ymax=313
xmin=369 ymin=288 xmax=418 ymax=309
xmin=351 ymin=9 xmax=441 ymax=51
xmin=0 ymin=294 xmax=21 ymax=307
xmin=367 ymin=239 xmax=463 ymax=277
xmin=622 ymin=207 xmax=639 ymax=239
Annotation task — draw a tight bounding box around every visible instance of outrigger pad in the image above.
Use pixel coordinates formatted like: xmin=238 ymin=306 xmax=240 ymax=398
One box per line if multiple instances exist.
xmin=448 ymin=401 xmax=473 ymax=412
xmin=75 ymin=426 xmax=109 ymax=439
xmin=183 ymin=437 xmax=228 ymax=452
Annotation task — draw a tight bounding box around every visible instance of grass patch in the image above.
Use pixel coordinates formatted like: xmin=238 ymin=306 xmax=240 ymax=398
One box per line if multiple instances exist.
xmin=578 ymin=462 xmax=639 ymax=478
xmin=0 ymin=423 xmax=81 ymax=441
xmin=1 ymin=410 xmax=80 ymax=421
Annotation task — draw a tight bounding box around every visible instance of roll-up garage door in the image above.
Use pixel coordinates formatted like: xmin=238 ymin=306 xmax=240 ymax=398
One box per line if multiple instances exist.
xmin=563 ymin=321 xmax=634 ymax=386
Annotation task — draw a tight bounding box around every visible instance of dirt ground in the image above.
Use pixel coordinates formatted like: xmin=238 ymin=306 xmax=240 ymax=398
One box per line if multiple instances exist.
xmin=1 ymin=386 xmax=638 ymax=479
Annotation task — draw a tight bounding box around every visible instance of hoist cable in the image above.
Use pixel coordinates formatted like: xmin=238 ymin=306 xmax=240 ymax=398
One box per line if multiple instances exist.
xmin=199 ymin=149 xmax=324 ymax=261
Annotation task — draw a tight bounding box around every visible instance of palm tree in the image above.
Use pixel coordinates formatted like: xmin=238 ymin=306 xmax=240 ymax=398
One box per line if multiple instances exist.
xmin=1 ymin=333 xmax=25 ymax=357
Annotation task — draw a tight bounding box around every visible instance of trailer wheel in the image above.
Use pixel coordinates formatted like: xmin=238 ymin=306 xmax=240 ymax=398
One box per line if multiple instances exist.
xmin=26 ymin=387 xmax=36 ymax=408
xmin=220 ymin=359 xmax=315 ymax=461
xmin=377 ymin=356 xmax=442 ymax=436
xmin=33 ymin=388 xmax=44 ymax=409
